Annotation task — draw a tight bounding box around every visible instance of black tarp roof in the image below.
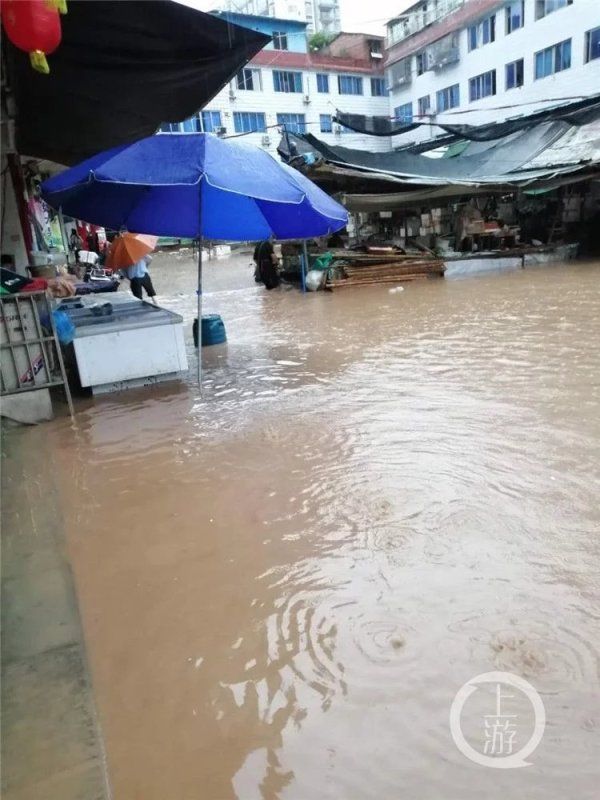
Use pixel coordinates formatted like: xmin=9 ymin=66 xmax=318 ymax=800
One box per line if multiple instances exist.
xmin=3 ymin=0 xmax=269 ymax=165
xmin=277 ymin=96 xmax=600 ymax=200
xmin=334 ymin=94 xmax=600 ymax=142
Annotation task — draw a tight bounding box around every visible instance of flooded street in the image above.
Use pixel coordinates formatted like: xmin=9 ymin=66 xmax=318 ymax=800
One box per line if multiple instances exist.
xmin=12 ymin=254 xmax=600 ymax=798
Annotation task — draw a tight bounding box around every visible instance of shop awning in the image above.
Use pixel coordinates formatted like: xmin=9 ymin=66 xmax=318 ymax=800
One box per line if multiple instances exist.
xmin=3 ymin=0 xmax=269 ymax=166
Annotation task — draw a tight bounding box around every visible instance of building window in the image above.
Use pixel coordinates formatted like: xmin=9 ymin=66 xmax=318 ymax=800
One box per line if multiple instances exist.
xmin=394 ymin=102 xmax=413 ymax=124
xmin=436 ymin=83 xmax=460 ymax=111
xmin=506 ymin=1 xmax=524 ymax=34
xmin=272 ymin=31 xmax=288 ymax=50
xmin=505 ymin=58 xmax=524 ymax=89
xmin=201 ymin=111 xmax=222 ymax=133
xmin=585 ymin=27 xmax=600 ymax=62
xmin=276 ymin=113 xmax=306 ymax=134
xmin=273 ymin=70 xmax=303 ymax=93
xmin=320 ymin=114 xmax=333 ymax=133
xmin=338 ymin=75 xmax=363 ymax=95
xmin=468 ymin=14 xmax=496 ymax=51
xmin=389 ymin=57 xmax=412 ymax=86
xmin=469 ymin=69 xmax=496 ymax=102
xmin=418 ymin=95 xmax=431 ymax=116
xmin=416 ymin=52 xmax=426 ymax=75
xmin=236 ymin=68 xmax=261 ymax=91
xmin=159 ymin=122 xmax=180 ymax=133
xmin=370 ymin=77 xmax=386 ymax=96
xmin=534 ymin=39 xmax=571 ymax=79
xmin=535 ymin=0 xmax=572 ymax=20
xmin=180 ymin=117 xmax=200 ymax=133
xmin=316 ymin=73 xmax=329 ymax=93
xmin=233 ymin=112 xmax=266 ymax=133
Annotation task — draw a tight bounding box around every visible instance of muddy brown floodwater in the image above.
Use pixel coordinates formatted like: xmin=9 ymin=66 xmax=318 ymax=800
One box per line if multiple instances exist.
xmin=18 ymin=254 xmax=600 ymax=798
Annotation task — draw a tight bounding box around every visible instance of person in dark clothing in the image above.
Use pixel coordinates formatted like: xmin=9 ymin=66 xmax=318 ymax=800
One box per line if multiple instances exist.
xmin=87 ymin=230 xmax=100 ymax=254
xmin=253 ymin=239 xmax=280 ymax=290
xmin=69 ymin=229 xmax=83 ymax=263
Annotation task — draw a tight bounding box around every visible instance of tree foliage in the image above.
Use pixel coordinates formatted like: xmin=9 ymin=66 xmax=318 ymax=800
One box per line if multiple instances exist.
xmin=308 ymin=32 xmax=335 ymax=51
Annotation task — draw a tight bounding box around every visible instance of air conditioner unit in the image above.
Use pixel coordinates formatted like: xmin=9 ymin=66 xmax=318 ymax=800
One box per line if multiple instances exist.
xmin=303 ymin=94 xmax=311 ymax=104
xmin=261 ymin=135 xmax=271 ymax=146
xmin=216 ymin=126 xmax=227 ymax=137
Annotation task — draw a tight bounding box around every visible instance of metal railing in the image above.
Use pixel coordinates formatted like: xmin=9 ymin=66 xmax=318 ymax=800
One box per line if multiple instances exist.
xmin=0 ymin=291 xmax=74 ymax=417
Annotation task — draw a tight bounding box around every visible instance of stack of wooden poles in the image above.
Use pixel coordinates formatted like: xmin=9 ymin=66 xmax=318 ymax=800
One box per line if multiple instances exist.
xmin=324 ymin=248 xmax=445 ymax=290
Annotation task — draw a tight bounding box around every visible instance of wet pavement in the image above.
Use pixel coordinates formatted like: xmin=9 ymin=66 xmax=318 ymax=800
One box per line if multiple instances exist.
xmin=3 ymin=251 xmax=600 ymax=799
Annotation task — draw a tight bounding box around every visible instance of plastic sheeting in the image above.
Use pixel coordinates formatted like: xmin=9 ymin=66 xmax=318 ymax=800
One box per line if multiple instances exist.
xmin=41 ymin=133 xmax=348 ymax=240
xmin=334 ymin=95 xmax=600 ymax=141
xmin=3 ymin=1 xmax=269 ymax=165
xmin=279 ymin=122 xmax=580 ymax=183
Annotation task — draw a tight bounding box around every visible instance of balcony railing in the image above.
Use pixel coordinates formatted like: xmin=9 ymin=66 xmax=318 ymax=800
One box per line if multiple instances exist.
xmin=387 ymin=0 xmax=464 ymax=47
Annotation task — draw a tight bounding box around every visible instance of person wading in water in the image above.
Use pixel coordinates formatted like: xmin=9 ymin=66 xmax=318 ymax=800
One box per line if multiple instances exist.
xmin=253 ymin=239 xmax=280 ymax=290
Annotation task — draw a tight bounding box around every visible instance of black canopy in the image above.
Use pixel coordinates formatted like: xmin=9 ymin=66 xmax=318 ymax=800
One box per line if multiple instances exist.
xmin=3 ymin=0 xmax=269 ymax=165
xmin=334 ymin=94 xmax=600 ymax=142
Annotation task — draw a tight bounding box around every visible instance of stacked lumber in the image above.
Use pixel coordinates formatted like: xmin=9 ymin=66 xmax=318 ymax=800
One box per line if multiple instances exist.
xmin=323 ymin=249 xmax=445 ymax=290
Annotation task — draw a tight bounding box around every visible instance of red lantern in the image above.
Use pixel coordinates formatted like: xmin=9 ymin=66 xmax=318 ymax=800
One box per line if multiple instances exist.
xmin=1 ymin=0 xmax=63 ymax=74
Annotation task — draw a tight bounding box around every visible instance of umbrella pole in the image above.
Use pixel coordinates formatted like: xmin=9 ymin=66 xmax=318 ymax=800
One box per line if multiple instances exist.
xmin=197 ymin=236 xmax=203 ymax=387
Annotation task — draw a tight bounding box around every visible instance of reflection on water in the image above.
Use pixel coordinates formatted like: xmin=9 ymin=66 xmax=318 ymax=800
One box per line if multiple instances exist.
xmin=21 ymin=254 xmax=600 ymax=798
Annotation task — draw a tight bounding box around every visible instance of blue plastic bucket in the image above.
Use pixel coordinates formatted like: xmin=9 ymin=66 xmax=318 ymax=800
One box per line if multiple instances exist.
xmin=193 ymin=314 xmax=227 ymax=347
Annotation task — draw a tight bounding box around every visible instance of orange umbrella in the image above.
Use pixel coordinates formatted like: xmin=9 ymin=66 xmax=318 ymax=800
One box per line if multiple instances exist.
xmin=106 ymin=232 xmax=158 ymax=269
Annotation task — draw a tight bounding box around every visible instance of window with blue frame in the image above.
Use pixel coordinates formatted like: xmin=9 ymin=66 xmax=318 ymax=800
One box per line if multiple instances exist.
xmin=436 ymin=83 xmax=460 ymax=111
xmin=232 ymin=112 xmax=267 ymax=133
xmin=506 ymin=1 xmax=524 ymax=34
xmin=338 ymin=75 xmax=363 ymax=95
xmin=394 ymin=102 xmax=413 ymax=124
xmin=535 ymin=39 xmax=571 ymax=78
xmin=468 ymin=14 xmax=495 ymax=50
xmin=505 ymin=58 xmax=524 ymax=89
xmin=273 ymin=70 xmax=303 ymax=93
xmin=181 ymin=117 xmax=200 ymax=133
xmin=320 ymin=114 xmax=333 ymax=133
xmin=370 ymin=77 xmax=386 ymax=96
xmin=469 ymin=70 xmax=496 ymax=102
xmin=201 ymin=111 xmax=222 ymax=133
xmin=276 ymin=114 xmax=306 ymax=134
xmin=585 ymin=27 xmax=600 ymax=62
xmin=316 ymin=73 xmax=329 ymax=93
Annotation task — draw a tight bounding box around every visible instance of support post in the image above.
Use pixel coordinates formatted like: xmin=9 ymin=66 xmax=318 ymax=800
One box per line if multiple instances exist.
xmin=7 ymin=153 xmax=33 ymax=255
xmin=301 ymin=239 xmax=308 ymax=293
xmin=58 ymin=207 xmax=69 ymax=264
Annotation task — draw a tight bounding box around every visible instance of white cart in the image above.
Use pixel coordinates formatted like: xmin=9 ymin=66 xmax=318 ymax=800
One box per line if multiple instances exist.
xmin=61 ymin=295 xmax=188 ymax=394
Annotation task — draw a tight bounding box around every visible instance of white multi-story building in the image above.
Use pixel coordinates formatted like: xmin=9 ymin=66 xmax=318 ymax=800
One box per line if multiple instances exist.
xmin=162 ymin=13 xmax=389 ymax=155
xmin=221 ymin=0 xmax=341 ymax=34
xmin=385 ymin=0 xmax=600 ymax=145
